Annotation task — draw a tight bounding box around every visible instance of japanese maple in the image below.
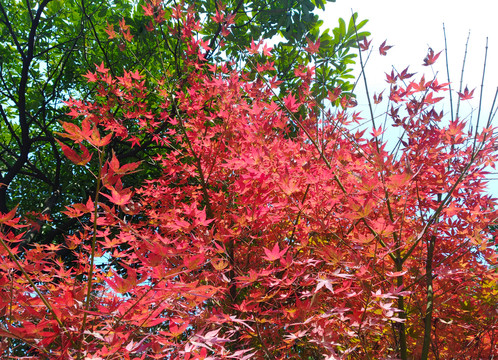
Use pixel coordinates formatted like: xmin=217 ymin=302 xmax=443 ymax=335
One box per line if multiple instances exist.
xmin=1 ymin=2 xmax=498 ymax=359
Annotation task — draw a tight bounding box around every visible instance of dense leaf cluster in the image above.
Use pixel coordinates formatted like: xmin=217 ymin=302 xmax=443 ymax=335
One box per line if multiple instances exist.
xmin=0 ymin=0 xmax=365 ymax=255
xmin=1 ymin=1 xmax=497 ymax=359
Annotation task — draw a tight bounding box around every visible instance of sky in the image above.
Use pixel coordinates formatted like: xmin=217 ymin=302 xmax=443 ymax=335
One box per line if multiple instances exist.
xmin=320 ymin=0 xmax=498 ymax=194
xmin=321 ymin=0 xmax=496 ymax=109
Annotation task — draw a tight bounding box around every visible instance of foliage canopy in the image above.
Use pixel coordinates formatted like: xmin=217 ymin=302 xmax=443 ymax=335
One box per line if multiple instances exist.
xmin=0 ymin=0 xmax=366 ymax=253
xmin=1 ymin=1 xmax=498 ymax=359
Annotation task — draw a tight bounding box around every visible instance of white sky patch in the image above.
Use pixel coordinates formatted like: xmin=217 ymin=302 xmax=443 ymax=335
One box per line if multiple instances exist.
xmin=320 ymin=0 xmax=498 ymax=195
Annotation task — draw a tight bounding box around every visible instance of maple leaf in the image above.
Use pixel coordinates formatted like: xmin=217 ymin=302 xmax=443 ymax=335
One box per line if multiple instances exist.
xmin=184 ymin=253 xmax=206 ymax=270
xmin=328 ymin=87 xmax=342 ymax=102
xmin=246 ymin=39 xmax=260 ymax=55
xmin=43 ymin=243 xmax=61 ymax=252
xmin=82 ymin=71 xmax=98 ymax=83
xmin=379 ymin=40 xmax=393 ymax=56
xmin=315 ymin=278 xmax=334 ymax=293
xmin=100 ymin=235 xmax=126 ymax=249
xmin=90 ymin=129 xmax=112 ymax=147
xmin=430 ymin=78 xmax=450 ymax=91
xmin=423 ymin=48 xmax=441 ymax=66
xmin=142 ymin=4 xmax=154 ymax=17
xmin=119 ymin=17 xmax=130 ymax=31
xmin=457 ymin=86 xmax=475 ymax=101
xmin=145 ymin=20 xmax=154 ymax=32
xmin=385 ymin=70 xmax=397 ymax=84
xmin=424 ymin=92 xmax=444 ymax=104
xmin=56 ymin=140 xmax=92 ymax=166
xmin=211 ymin=10 xmax=225 ymax=24
xmin=446 ymin=119 xmax=466 ymax=138
xmin=283 ymin=93 xmax=299 ymax=112
xmin=104 ymin=22 xmax=117 ymax=39
xmin=108 ymin=151 xmax=141 ymax=175
xmin=379 ymin=301 xmax=396 ymax=317
xmin=56 ymin=121 xmax=85 ymax=143
xmin=61 ymin=202 xmax=93 ymax=218
xmin=371 ymin=126 xmax=384 ymax=137
xmin=102 ymin=186 xmax=133 ymax=206
xmin=95 ymin=62 xmax=109 ymax=74
xmin=121 ymin=28 xmax=134 ymax=42
xmin=373 ymin=90 xmax=384 ymax=104
xmin=224 ymin=13 xmax=235 ymax=26
xmin=359 ymin=37 xmax=371 ymax=51
xmin=262 ymin=243 xmax=289 ymax=262
xmin=193 ymin=207 xmax=214 ymax=227
xmin=305 ymin=37 xmax=320 ymax=54
xmin=127 ymin=135 xmax=141 ymax=148
xmin=407 ymin=75 xmax=428 ymax=93
xmin=104 ymin=267 xmax=137 ymax=294
xmin=160 ymin=323 xmax=189 ymax=337
xmin=340 ymin=95 xmax=357 ymax=109
xmin=0 ymin=205 xmax=18 ymax=225
xmin=398 ymin=67 xmax=415 ymax=80
xmin=261 ymin=43 xmax=273 ymax=57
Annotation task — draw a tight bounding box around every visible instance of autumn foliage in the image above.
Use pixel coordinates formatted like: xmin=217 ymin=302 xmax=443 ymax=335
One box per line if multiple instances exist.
xmin=1 ymin=2 xmax=498 ymax=359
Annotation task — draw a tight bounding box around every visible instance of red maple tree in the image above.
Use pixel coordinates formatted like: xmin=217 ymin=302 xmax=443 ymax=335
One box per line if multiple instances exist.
xmin=1 ymin=2 xmax=498 ymax=359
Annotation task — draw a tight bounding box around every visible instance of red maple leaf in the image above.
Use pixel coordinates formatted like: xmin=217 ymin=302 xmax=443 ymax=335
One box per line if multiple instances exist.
xmin=121 ymin=28 xmax=134 ymax=42
xmin=328 ymin=87 xmax=342 ymax=102
xmin=119 ymin=17 xmax=130 ymax=31
xmin=56 ymin=140 xmax=92 ymax=166
xmin=283 ymin=93 xmax=299 ymax=112
xmin=385 ymin=70 xmax=397 ymax=84
xmin=263 ymin=243 xmax=289 ymax=262
xmin=398 ymin=67 xmax=415 ymax=80
xmin=142 ymin=4 xmax=154 ymax=17
xmin=0 ymin=205 xmax=18 ymax=225
xmin=102 ymin=187 xmax=133 ymax=206
xmin=305 ymin=37 xmax=320 ymax=55
xmin=371 ymin=126 xmax=384 ymax=137
xmin=104 ymin=22 xmax=117 ymax=39
xmin=457 ymin=86 xmax=475 ymax=101
xmin=145 ymin=20 xmax=154 ymax=32
xmin=95 ymin=61 xmax=109 ymax=74
xmin=211 ymin=10 xmax=224 ymax=24
xmin=340 ymin=95 xmax=357 ymax=109
xmin=379 ymin=40 xmax=393 ymax=56
xmin=423 ymin=48 xmax=441 ymax=66
xmin=373 ymin=90 xmax=384 ymax=104
xmin=359 ymin=37 xmax=372 ymax=51
xmin=82 ymin=71 xmax=98 ymax=83
xmin=261 ymin=43 xmax=273 ymax=57
xmin=246 ymin=39 xmax=260 ymax=55
xmin=108 ymin=151 xmax=141 ymax=175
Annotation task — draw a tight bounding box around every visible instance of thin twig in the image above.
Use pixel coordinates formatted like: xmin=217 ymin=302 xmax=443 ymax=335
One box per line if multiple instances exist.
xmin=488 ymin=87 xmax=498 ymax=125
xmin=351 ymin=11 xmax=376 ymax=136
xmin=456 ymin=30 xmax=471 ymax=120
xmin=473 ymin=37 xmax=488 ymax=152
xmin=442 ymin=24 xmax=454 ymax=122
